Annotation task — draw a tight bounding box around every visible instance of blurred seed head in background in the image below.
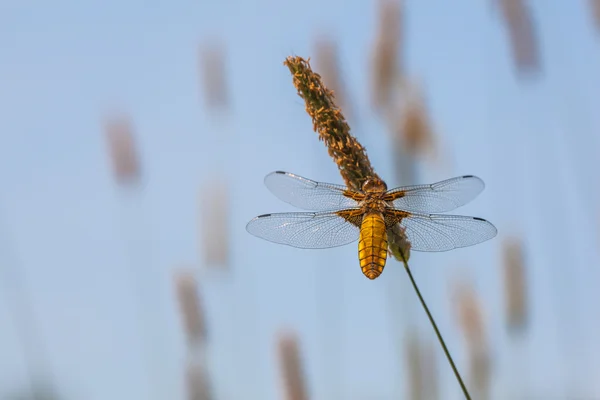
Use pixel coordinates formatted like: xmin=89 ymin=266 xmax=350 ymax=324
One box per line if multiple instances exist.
xmin=502 ymin=236 xmax=528 ymax=334
xmin=199 ymin=41 xmax=230 ymax=112
xmin=370 ymin=0 xmax=403 ymax=115
xmin=174 ymin=269 xmax=207 ymax=345
xmin=103 ymin=115 xmax=141 ymax=186
xmin=314 ymin=36 xmax=353 ymax=122
xmin=496 ymin=0 xmax=540 ymax=77
xmin=405 ymin=333 xmax=424 ymax=400
xmin=590 ymin=0 xmax=600 ymax=31
xmin=186 ymin=362 xmax=213 ymax=400
xmin=453 ymin=278 xmax=491 ymax=399
xmin=277 ymin=331 xmax=308 ymax=400
xmin=199 ymin=180 xmax=230 ymax=271
xmin=393 ymin=80 xmax=436 ymax=160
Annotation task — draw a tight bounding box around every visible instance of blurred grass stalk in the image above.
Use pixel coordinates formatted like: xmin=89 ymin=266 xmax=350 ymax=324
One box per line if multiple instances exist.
xmin=5 ymin=381 xmax=62 ymax=400
xmin=199 ymin=40 xmax=230 ymax=112
xmin=502 ymin=237 xmax=527 ymax=333
xmin=405 ymin=334 xmax=423 ymax=400
xmin=198 ymin=35 xmax=232 ymax=274
xmin=285 ymin=55 xmax=470 ymax=398
xmin=501 ymin=237 xmax=529 ymax=397
xmin=495 ymin=0 xmax=540 ymax=77
xmin=405 ymin=335 xmax=440 ymax=400
xmin=590 ymin=0 xmax=600 ymax=30
xmin=370 ymin=0 xmax=403 ymax=115
xmin=199 ymin=178 xmax=230 ymax=271
xmin=104 ymin=114 xmax=167 ymax=400
xmin=391 ymin=87 xmax=442 ymax=400
xmin=199 ymin=38 xmax=267 ymax=398
xmin=186 ymin=362 xmax=213 ymax=400
xmin=369 ymin=2 xmax=443 ymax=397
xmin=175 ymin=269 xmax=214 ymax=400
xmin=175 ymin=269 xmax=209 ymax=346
xmin=314 ymin=36 xmax=354 ymax=123
xmin=104 ymin=116 xmax=141 ymax=184
xmin=312 ymin=36 xmax=349 ymax=400
xmin=369 ymin=1 xmax=421 ymax=396
xmin=454 ymin=280 xmax=491 ymax=400
xmin=386 ymin=81 xmax=438 ymax=261
xmin=278 ymin=331 xmax=309 ymax=400
xmin=0 ymin=214 xmax=58 ymax=399
xmin=421 ymin=341 xmax=440 ymax=400
xmin=390 ymin=82 xmax=436 ymax=166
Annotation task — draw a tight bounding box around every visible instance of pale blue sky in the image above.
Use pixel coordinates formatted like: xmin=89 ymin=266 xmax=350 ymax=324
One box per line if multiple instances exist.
xmin=1 ymin=1 xmax=600 ymax=399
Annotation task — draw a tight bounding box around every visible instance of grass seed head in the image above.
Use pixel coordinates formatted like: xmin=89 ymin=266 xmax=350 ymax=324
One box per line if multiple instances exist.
xmin=277 ymin=330 xmax=308 ymax=400
xmin=199 ymin=179 xmax=230 ymax=269
xmin=174 ymin=269 xmax=207 ymax=344
xmin=199 ymin=40 xmax=230 ymax=111
xmin=370 ymin=0 xmax=403 ymax=113
xmin=497 ymin=0 xmax=540 ymax=77
xmin=186 ymin=362 xmax=213 ymax=400
xmin=103 ymin=115 xmax=141 ymax=185
xmin=284 ymin=56 xmax=380 ymax=192
xmin=502 ymin=236 xmax=528 ymax=333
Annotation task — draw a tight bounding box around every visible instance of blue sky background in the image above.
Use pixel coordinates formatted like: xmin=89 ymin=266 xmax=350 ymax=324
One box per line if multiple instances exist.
xmin=1 ymin=0 xmax=600 ymax=399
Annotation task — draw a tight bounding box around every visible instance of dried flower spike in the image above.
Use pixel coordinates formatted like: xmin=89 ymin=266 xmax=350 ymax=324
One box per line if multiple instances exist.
xmin=285 ymin=55 xmax=412 ymax=261
xmin=284 ymin=56 xmax=380 ymax=192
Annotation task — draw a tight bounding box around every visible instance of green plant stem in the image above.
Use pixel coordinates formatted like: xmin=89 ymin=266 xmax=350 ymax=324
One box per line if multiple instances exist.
xmin=402 ymin=260 xmax=472 ymax=400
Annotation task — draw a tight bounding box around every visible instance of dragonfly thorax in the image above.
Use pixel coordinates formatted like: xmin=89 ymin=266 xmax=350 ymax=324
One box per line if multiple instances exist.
xmin=362 ymin=200 xmax=387 ymax=213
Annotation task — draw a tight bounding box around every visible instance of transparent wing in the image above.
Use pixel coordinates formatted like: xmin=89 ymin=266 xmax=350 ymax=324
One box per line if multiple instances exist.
xmin=246 ymin=209 xmax=361 ymax=249
xmin=264 ymin=171 xmax=360 ymax=211
xmin=385 ymin=175 xmax=485 ymax=213
xmin=396 ymin=213 xmax=497 ymax=252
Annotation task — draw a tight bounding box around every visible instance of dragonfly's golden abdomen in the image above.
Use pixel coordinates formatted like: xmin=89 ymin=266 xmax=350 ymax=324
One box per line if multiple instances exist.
xmin=359 ymin=212 xmax=388 ymax=280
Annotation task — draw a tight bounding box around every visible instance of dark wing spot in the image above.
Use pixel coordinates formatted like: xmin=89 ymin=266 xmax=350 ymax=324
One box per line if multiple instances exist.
xmin=462 ymin=174 xmax=475 ymax=179
xmin=473 ymin=217 xmax=487 ymax=222
xmin=257 ymin=213 xmax=272 ymax=218
xmin=274 ymin=171 xmax=287 ymax=175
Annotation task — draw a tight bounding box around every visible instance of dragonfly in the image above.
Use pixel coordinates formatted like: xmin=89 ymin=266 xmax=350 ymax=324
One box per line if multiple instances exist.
xmin=246 ymin=171 xmax=497 ymax=280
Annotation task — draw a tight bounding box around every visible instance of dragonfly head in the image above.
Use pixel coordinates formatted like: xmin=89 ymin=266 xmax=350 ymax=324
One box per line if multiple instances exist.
xmin=362 ymin=177 xmax=387 ymax=193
